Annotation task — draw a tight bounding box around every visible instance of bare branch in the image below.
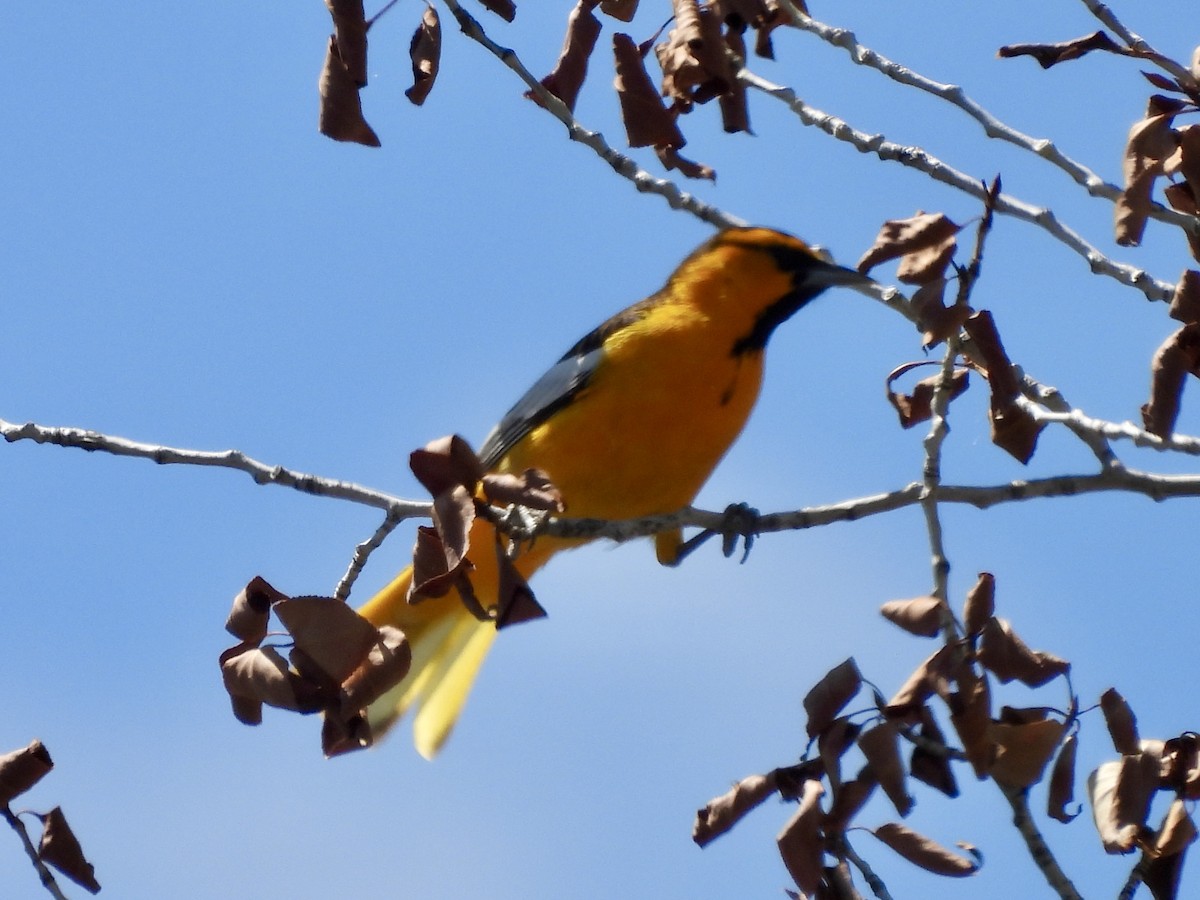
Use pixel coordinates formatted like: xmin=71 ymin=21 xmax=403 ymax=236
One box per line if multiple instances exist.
xmin=998 ymin=783 xmax=1084 ymax=900
xmin=0 ymin=417 xmax=430 ymax=519
xmin=738 ymin=68 xmax=1176 ymax=303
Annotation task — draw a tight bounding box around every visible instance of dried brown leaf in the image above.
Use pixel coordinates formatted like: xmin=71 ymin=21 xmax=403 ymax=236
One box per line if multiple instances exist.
xmin=804 ymin=658 xmax=862 ymax=738
xmin=1116 ymin=104 xmax=1181 ymax=246
xmin=856 ymin=213 xmax=962 ymax=275
xmin=886 ymin=645 xmax=963 ymax=715
xmin=410 ymin=434 xmax=484 ymax=497
xmin=478 ymin=0 xmax=516 ymax=21
xmin=220 ymin=645 xmax=324 ymax=714
xmin=1091 ymin=751 xmax=1160 ymax=854
xmin=949 ymin=676 xmax=994 ymax=779
xmin=322 ymin=708 xmax=372 ymax=757
xmin=339 ymin=625 xmax=413 ymax=713
xmin=325 ymin=0 xmax=368 ymax=86
xmin=1169 ymin=271 xmax=1200 ymax=325
xmin=405 ymin=5 xmax=441 ymax=106
xmin=693 ymin=771 xmax=778 ymax=846
xmin=777 ymin=779 xmax=826 ymax=895
xmin=880 ymin=596 xmax=944 ymax=637
xmin=482 ymin=468 xmax=565 ymax=512
xmin=318 ymin=36 xmax=380 ymax=147
xmin=897 ymin=232 xmax=958 ymax=285
xmin=0 ymin=740 xmax=54 ymax=805
xmin=38 ymin=807 xmax=100 ymax=894
xmin=718 ymin=28 xmax=751 ymax=135
xmin=910 ymin=708 xmax=959 ymax=798
xmin=494 ymin=550 xmax=547 ymax=629
xmin=988 ymin=715 xmax=1065 ymax=789
xmin=997 ymin=30 xmax=1125 ymax=68
xmin=962 ymin=572 xmax=995 ymax=636
xmin=963 ymin=311 xmax=1044 ymax=463
xmin=859 ymin=721 xmax=913 ymax=817
xmin=818 ymin=717 xmax=861 ymax=794
xmin=1048 ymin=732 xmax=1081 ymax=822
xmin=911 ymin=279 xmax=972 ymax=348
xmin=599 ymin=0 xmax=638 ymax=21
xmin=1150 ymin=797 xmax=1197 ymax=859
xmin=1142 ymin=324 xmax=1200 ymax=438
xmin=977 ymin=617 xmax=1070 ymax=687
xmin=1143 ymin=846 xmax=1189 ymax=900
xmin=613 ymin=33 xmax=686 ymax=149
xmin=528 ymin=0 xmax=601 ymax=113
xmin=824 ymin=770 xmax=877 ymax=834
xmin=656 ymin=145 xmax=716 ymax=180
xmin=872 ymin=822 xmax=980 ymax=876
xmin=655 ymin=1 xmax=733 ymax=111
xmin=275 ymin=596 xmax=380 ymax=683
xmin=1101 ymin=687 xmax=1140 ymax=755
xmin=886 ymin=367 xmax=969 ymax=429
xmin=224 ymin=575 xmax=283 ymax=643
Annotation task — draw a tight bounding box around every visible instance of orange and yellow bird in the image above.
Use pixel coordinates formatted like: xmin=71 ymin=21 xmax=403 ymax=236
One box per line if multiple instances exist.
xmin=359 ymin=226 xmax=870 ymax=757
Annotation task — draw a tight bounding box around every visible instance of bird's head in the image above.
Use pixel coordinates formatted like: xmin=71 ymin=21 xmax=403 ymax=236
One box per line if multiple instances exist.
xmin=674 ymin=226 xmax=874 ymax=354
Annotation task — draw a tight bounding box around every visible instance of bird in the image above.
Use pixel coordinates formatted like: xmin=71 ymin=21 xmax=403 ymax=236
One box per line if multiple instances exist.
xmin=358 ymin=226 xmax=871 ymax=758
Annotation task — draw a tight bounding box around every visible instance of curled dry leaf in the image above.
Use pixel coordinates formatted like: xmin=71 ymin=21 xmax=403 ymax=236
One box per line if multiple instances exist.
xmin=339 ymin=625 xmax=413 ymax=714
xmin=478 ymin=0 xmax=516 ymax=22
xmin=976 ymin=617 xmax=1069 ymax=687
xmin=494 ymin=548 xmax=547 ymax=628
xmin=911 ymin=279 xmax=972 ymax=348
xmin=718 ymin=28 xmax=751 ymax=135
xmin=224 ymin=575 xmax=284 ymax=643
xmin=1142 ymin=324 xmax=1200 ymax=438
xmin=886 ymin=644 xmax=964 ymax=715
xmin=963 ymin=311 xmax=1043 ymax=463
xmin=1101 ymin=687 xmax=1141 ymax=755
xmin=656 ymin=145 xmax=716 ymax=181
xmin=1142 ymin=844 xmax=1188 ymax=900
xmin=1048 ymin=731 xmax=1081 ymax=823
xmin=433 ymin=483 xmax=478 ymax=573
xmin=655 ymin=0 xmax=734 ymax=112
xmin=405 ymin=5 xmax=441 ymax=107
xmin=38 ymin=807 xmax=100 ymax=895
xmin=855 ymin=213 xmax=962 ymax=275
xmin=1089 ymin=751 xmax=1161 ymax=854
xmin=880 ymin=596 xmax=944 ymax=637
xmin=987 ymin=714 xmax=1065 ymax=789
xmin=613 ymin=33 xmax=686 ymax=150
xmin=872 ymin=822 xmax=981 ymax=877
xmin=410 ymin=434 xmax=484 ymax=497
xmin=0 ymin=740 xmax=54 ymax=804
xmin=885 ymin=365 xmax=970 ymax=429
xmin=949 ymin=676 xmax=994 ymax=779
xmin=1150 ymin=797 xmax=1197 ymax=860
xmin=1116 ymin=101 xmax=1182 ymax=247
xmin=692 ymin=771 xmax=778 ymax=846
xmin=325 ymin=0 xmax=369 ymax=87
xmin=482 ymin=468 xmax=564 ymax=512
xmin=818 ymin=717 xmax=862 ymax=793
xmin=221 ymin=645 xmax=325 ymax=715
xmin=599 ymin=0 xmax=638 ymax=22
xmin=824 ymin=769 xmax=877 ymax=834
xmin=318 ymin=36 xmax=381 ymax=147
xmin=1161 ymin=733 xmax=1200 ymax=800
xmin=997 ymin=30 xmax=1124 ymax=69
xmin=858 ymin=721 xmax=913 ymax=817
xmin=962 ymin=572 xmax=995 ymax=636
xmin=529 ymin=0 xmax=601 ymax=113
xmin=410 ymin=524 xmax=474 ymax=600
xmin=776 ymin=779 xmax=825 ymax=895
xmin=275 ymin=596 xmax=381 ymax=683
xmin=804 ymin=658 xmax=862 ymax=738
xmin=910 ymin=707 xmax=959 ymax=798
xmin=1169 ymin=270 xmax=1200 ymax=326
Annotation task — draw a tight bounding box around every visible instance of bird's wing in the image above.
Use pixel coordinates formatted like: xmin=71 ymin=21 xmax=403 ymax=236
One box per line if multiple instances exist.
xmin=477 ymin=346 xmax=604 ymax=469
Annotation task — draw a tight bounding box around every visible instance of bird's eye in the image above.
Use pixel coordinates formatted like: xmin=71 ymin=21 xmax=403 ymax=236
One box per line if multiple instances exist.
xmin=809 ymin=245 xmax=834 ymax=263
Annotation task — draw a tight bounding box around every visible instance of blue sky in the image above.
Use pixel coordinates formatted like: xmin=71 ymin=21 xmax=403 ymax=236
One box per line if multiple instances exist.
xmin=3 ymin=1 xmax=1197 ymax=897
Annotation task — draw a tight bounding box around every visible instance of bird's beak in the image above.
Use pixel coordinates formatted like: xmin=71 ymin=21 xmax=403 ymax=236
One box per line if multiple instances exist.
xmin=808 ymin=258 xmax=877 ymax=292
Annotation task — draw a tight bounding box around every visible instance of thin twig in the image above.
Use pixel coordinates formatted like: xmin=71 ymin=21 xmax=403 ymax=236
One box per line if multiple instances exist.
xmin=333 ymin=510 xmax=406 ymax=601
xmin=3 ymin=806 xmax=70 ymax=900
xmin=842 ymin=834 xmax=894 ymax=900
xmin=1078 ymin=0 xmax=1199 ymax=89
xmin=0 ymin=417 xmax=429 ymax=519
xmin=737 ymin=68 xmax=1176 ymax=304
xmin=781 ymin=5 xmax=1198 ymax=236
xmin=998 ymin=783 xmax=1083 ymax=900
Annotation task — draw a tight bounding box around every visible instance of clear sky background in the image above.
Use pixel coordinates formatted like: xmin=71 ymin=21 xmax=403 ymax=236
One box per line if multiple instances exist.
xmin=3 ymin=1 xmax=1197 ymax=898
